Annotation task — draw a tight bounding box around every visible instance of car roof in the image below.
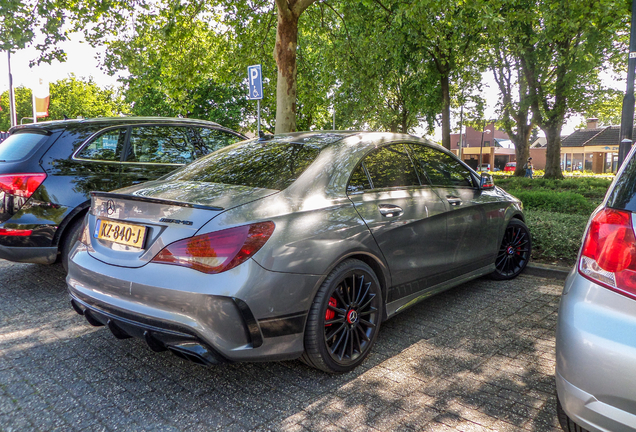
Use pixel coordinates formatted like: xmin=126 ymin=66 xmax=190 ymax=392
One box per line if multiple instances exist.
xmin=256 ymin=131 xmax=438 ymax=151
xmin=8 ymin=117 xmax=231 ymax=134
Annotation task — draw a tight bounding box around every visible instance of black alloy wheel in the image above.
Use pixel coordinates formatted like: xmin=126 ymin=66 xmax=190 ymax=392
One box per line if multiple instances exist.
xmin=302 ymin=259 xmax=383 ymax=373
xmin=491 ymin=219 xmax=531 ymax=280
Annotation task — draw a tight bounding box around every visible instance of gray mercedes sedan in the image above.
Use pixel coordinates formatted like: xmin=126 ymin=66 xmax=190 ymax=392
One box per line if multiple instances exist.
xmin=67 ymin=132 xmax=529 ymax=373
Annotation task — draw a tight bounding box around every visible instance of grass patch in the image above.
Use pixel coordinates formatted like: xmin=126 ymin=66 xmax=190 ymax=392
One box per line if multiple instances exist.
xmin=525 ymin=209 xmax=590 ymax=266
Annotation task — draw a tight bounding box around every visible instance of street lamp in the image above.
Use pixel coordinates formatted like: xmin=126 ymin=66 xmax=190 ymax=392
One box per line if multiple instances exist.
xmin=479 ymin=127 xmax=491 ymax=170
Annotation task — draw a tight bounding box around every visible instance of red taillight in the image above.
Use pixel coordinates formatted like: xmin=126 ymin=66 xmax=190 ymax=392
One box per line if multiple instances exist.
xmin=0 ymin=173 xmax=47 ymax=198
xmin=579 ymin=208 xmax=636 ymax=297
xmin=0 ymin=228 xmax=33 ymax=236
xmin=151 ymin=221 xmax=275 ymax=274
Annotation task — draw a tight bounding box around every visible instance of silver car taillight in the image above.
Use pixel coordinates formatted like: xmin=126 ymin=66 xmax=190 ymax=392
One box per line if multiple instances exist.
xmin=579 ymin=208 xmax=636 ymax=298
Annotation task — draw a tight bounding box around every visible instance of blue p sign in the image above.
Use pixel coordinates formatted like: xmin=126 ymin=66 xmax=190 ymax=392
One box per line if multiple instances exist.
xmin=247 ymin=65 xmax=263 ymax=100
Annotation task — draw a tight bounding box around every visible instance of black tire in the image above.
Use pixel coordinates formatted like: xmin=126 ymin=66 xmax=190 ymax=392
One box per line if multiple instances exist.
xmin=61 ymin=215 xmax=86 ymax=272
xmin=557 ymin=395 xmax=589 ymax=432
xmin=302 ymin=259 xmax=383 ymax=373
xmin=491 ymin=218 xmax=531 ymax=280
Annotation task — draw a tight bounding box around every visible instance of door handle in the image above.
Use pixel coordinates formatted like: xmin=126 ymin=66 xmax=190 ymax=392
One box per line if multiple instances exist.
xmin=378 ymin=204 xmax=403 ymax=218
xmin=446 ymin=196 xmax=462 ymax=206
xmin=132 ymin=178 xmax=149 ymax=185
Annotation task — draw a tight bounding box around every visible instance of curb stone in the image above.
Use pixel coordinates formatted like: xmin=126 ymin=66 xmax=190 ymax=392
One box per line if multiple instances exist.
xmin=524 ymin=262 xmax=572 ymax=280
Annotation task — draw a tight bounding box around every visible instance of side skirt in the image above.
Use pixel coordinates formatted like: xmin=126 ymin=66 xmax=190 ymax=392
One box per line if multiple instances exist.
xmin=384 ymin=264 xmax=495 ymax=318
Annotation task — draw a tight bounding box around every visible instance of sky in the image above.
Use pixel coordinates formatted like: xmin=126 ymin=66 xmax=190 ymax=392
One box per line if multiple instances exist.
xmin=0 ymin=34 xmax=625 ymax=141
xmin=0 ymin=36 xmax=122 ymax=92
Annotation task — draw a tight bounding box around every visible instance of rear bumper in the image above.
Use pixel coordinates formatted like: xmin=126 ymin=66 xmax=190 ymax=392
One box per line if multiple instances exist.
xmin=0 ymin=244 xmax=57 ymax=264
xmin=67 ymin=245 xmax=322 ymax=363
xmin=556 ymin=270 xmax=636 ymax=432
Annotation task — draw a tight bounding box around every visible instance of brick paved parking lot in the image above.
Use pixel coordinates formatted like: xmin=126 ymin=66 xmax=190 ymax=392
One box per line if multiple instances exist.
xmin=0 ymin=259 xmax=564 ymax=432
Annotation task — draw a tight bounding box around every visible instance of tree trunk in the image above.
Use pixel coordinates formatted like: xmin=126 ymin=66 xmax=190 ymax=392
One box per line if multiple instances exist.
xmin=543 ymin=124 xmax=564 ymax=179
xmin=513 ymin=122 xmax=532 ymax=177
xmin=274 ymin=12 xmax=299 ymax=133
xmin=440 ymin=74 xmax=451 ymax=150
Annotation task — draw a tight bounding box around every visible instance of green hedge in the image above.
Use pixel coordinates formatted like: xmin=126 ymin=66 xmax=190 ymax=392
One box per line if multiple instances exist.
xmin=494 ymin=176 xmax=612 ymax=200
xmin=524 ymin=209 xmax=590 ymax=265
xmin=493 ymin=177 xmax=610 ymax=264
xmin=507 ymin=190 xmax=597 ymax=215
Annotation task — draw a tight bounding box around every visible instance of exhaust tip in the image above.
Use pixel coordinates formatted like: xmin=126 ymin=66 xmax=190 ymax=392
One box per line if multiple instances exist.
xmin=167 ymin=342 xmax=224 ymax=366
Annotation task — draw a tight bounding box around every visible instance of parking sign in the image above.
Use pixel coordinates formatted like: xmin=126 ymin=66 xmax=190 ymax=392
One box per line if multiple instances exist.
xmin=247 ymin=65 xmax=263 ymax=100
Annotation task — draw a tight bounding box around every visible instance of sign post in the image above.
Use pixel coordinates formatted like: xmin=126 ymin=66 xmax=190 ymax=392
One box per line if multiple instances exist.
xmin=247 ymin=65 xmax=263 ymax=136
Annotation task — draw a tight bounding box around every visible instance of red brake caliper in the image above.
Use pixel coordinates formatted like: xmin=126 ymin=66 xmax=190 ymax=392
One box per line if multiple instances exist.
xmin=325 ymin=297 xmax=337 ymax=326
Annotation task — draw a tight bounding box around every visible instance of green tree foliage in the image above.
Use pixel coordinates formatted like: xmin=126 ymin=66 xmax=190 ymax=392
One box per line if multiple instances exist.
xmin=102 ymin=2 xmax=270 ymax=132
xmin=0 ymin=0 xmax=68 ymax=63
xmin=319 ymin=1 xmax=440 ymax=134
xmin=47 ymin=76 xmax=129 ymax=120
xmin=487 ymin=1 xmax=535 ymax=177
xmin=584 ymin=88 xmax=623 ymax=126
xmin=0 ymin=86 xmax=33 ymax=130
xmin=396 ymin=0 xmax=487 ymax=148
xmin=496 ymin=0 xmax=629 ymax=178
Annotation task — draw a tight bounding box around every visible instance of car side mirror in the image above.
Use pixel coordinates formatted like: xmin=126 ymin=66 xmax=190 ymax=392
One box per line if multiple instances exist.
xmin=480 ymin=174 xmax=495 ymax=190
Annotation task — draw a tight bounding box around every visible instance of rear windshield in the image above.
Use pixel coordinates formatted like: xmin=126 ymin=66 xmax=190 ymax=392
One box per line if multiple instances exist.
xmin=0 ymin=132 xmax=49 ymax=162
xmin=165 ymin=139 xmax=321 ymax=190
xmin=608 ymin=155 xmax=636 ymax=212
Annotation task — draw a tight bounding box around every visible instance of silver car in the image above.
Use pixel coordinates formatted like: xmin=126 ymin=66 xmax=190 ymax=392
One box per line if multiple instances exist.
xmin=556 ymin=145 xmax=636 ymax=431
xmin=67 ymin=132 xmax=529 ymax=373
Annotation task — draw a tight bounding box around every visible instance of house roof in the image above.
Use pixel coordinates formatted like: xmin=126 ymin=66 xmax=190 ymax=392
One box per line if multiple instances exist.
xmin=561 ymin=126 xmax=620 ymax=147
xmin=531 ymin=137 xmax=547 ymax=148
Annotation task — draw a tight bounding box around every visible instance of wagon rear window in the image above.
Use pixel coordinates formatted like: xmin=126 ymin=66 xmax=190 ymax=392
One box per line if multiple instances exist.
xmin=0 ymin=133 xmax=49 ymax=162
xmin=608 ymin=154 xmax=636 ymax=212
xmin=166 ymin=140 xmax=321 ymax=191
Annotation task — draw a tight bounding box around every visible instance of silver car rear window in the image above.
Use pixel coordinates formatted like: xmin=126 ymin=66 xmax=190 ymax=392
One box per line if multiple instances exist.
xmin=166 ymin=140 xmax=321 ymax=191
xmin=0 ymin=132 xmax=49 ymax=162
xmin=608 ymin=154 xmax=636 ymax=212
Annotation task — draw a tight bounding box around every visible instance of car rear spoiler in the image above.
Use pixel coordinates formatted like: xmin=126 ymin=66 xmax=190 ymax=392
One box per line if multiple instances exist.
xmin=90 ymin=191 xmax=224 ymax=211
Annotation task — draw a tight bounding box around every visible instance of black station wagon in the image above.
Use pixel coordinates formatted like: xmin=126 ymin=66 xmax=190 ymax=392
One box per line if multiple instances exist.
xmin=0 ymin=117 xmax=245 ymax=269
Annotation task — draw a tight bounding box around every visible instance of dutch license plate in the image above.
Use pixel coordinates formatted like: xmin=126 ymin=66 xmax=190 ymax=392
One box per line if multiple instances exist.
xmin=95 ymin=219 xmax=147 ymax=249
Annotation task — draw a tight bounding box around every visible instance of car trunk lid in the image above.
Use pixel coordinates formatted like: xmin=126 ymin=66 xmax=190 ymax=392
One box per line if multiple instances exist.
xmin=86 ymin=180 xmax=277 ymax=268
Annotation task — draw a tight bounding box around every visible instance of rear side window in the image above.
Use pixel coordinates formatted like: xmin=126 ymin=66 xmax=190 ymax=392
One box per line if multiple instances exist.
xmin=127 ymin=126 xmax=193 ymax=164
xmin=409 ymin=145 xmax=475 ymax=187
xmin=362 ymin=145 xmax=421 ymax=189
xmin=189 ymin=128 xmax=243 ymax=159
xmin=167 ymin=140 xmax=321 ymax=190
xmin=608 ymin=156 xmax=636 ymax=212
xmin=77 ymin=129 xmax=126 ymax=162
xmin=0 ymin=132 xmax=49 ymax=161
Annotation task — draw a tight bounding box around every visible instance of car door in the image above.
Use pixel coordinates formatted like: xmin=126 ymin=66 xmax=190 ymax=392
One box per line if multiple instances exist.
xmin=347 ymin=143 xmax=450 ymax=303
xmin=408 ymin=144 xmax=505 ymax=274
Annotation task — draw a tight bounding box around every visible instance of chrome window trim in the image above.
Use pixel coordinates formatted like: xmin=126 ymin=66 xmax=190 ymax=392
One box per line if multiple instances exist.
xmin=72 ymin=125 xmax=128 ymax=162
xmin=71 ymin=123 xmax=245 ymax=163
xmin=120 ymin=161 xmax=183 ymax=167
